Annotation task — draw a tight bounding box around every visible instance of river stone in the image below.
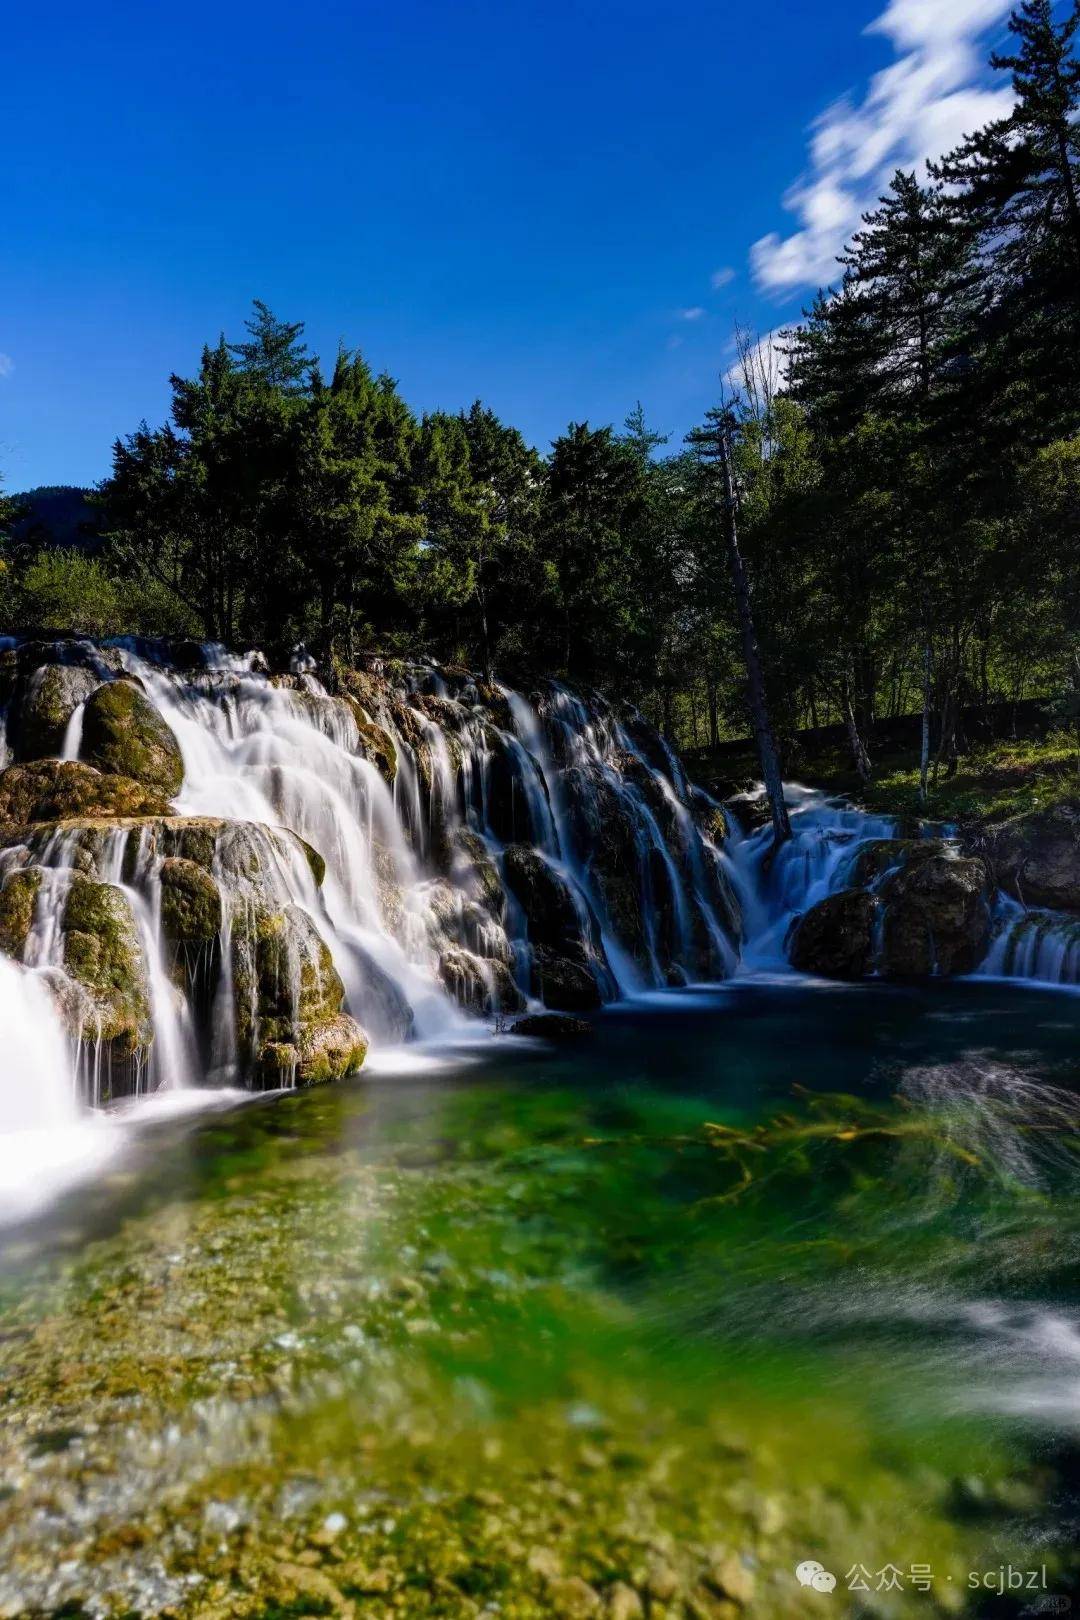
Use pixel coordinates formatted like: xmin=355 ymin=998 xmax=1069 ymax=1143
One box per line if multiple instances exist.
xmin=81 ymin=679 xmax=184 ymax=798
xmin=879 ymin=853 xmax=991 ymax=977
xmin=13 ymin=663 xmax=101 ymax=760
xmin=0 ymin=865 xmax=42 ymax=959
xmin=850 ymin=837 xmax=945 ymax=887
xmin=989 ymin=800 xmax=1080 ymax=912
xmin=789 ymin=889 xmax=879 ymax=979
xmin=0 ymin=759 xmax=171 ymax=829
xmin=510 ymin=1012 xmax=592 ymax=1040
xmin=528 ymin=944 xmax=603 ymax=1010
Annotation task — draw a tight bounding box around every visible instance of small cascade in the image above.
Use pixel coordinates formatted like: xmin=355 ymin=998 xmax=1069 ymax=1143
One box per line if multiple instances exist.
xmin=978 ymin=896 xmax=1080 ymax=988
xmin=724 ymin=785 xmax=901 ymax=966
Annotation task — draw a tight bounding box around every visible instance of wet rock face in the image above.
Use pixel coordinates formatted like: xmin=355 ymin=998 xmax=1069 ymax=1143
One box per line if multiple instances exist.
xmin=12 ymin=663 xmax=101 ymax=760
xmin=503 ymin=844 xmax=593 ymax=960
xmin=0 ymin=760 xmax=171 ymax=828
xmin=789 ymin=889 xmax=879 ymax=980
xmin=791 ymin=845 xmax=991 ymax=981
xmin=159 ymin=858 xmax=222 ymax=952
xmin=60 ymin=873 xmax=154 ymax=1091
xmin=80 ymin=679 xmax=184 ymax=799
xmin=0 ymin=865 xmax=42 ymax=958
xmin=528 ymin=945 xmax=604 ymax=1011
xmin=989 ymin=801 xmax=1080 ymax=913
xmin=438 ymin=946 xmax=524 ymax=1015
xmin=879 ymin=852 xmax=990 ymax=977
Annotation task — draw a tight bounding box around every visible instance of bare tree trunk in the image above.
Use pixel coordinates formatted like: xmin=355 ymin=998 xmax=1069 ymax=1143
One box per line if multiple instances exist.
xmin=840 ymin=672 xmax=872 ymax=783
xmin=919 ymin=634 xmax=933 ymax=811
xmin=715 ymin=426 xmax=791 ymax=847
xmin=706 ymin=676 xmax=720 ymax=750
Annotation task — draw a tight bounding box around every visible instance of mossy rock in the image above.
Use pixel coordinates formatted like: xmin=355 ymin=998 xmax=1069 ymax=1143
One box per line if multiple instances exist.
xmin=439 ymin=946 xmax=525 ymax=1014
xmin=789 ymin=889 xmax=879 ymax=980
xmin=0 ymin=865 xmax=42 ymax=959
xmin=60 ymin=873 xmax=153 ymax=1059
xmin=528 ymin=944 xmax=603 ymax=1011
xmin=80 ymin=679 xmax=184 ymax=798
xmin=159 ymin=858 xmax=222 ymax=949
xmin=879 ymin=854 xmax=990 ymax=977
xmin=13 ymin=663 xmax=101 ymax=760
xmin=298 ymin=1012 xmax=368 ymax=1084
xmin=454 ymin=829 xmax=506 ymax=920
xmin=232 ymin=903 xmax=346 ymax=1062
xmin=989 ymin=800 xmax=1080 ymax=912
xmin=849 ymin=838 xmax=945 ymax=887
xmin=342 ymin=696 xmax=398 ymax=784
xmin=510 ymin=1012 xmax=592 ymax=1040
xmin=503 ymin=843 xmax=589 ymax=957
xmin=0 ymin=760 xmax=171 ymax=829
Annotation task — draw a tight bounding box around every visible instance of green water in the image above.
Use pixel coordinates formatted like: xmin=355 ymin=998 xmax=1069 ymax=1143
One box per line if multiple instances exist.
xmin=1 ymin=980 xmax=1079 ymax=1618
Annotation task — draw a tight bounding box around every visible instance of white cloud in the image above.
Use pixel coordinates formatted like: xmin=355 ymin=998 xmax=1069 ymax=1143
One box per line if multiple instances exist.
xmin=710 ymin=267 xmax=736 ymax=290
xmin=751 ymin=0 xmax=1014 ymax=295
xmin=679 ymin=306 xmax=706 ymax=321
xmin=0 ymin=354 xmax=13 ymax=379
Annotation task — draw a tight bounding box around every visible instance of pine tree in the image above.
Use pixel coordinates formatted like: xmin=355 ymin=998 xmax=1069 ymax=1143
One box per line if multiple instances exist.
xmin=227 ymin=299 xmax=313 ymax=394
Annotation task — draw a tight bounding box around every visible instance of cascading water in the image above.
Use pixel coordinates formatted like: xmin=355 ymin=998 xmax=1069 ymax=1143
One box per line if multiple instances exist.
xmin=0 ymin=640 xmax=743 ymax=1117
xmin=2 ymin=634 xmax=1079 ymax=1165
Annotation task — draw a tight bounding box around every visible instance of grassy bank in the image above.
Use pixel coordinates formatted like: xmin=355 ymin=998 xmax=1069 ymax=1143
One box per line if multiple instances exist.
xmin=688 ymin=730 xmax=1080 ymax=825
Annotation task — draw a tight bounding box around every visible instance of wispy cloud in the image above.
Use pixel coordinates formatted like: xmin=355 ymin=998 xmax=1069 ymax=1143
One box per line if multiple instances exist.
xmin=710 ymin=267 xmax=736 ymax=290
xmin=751 ymin=0 xmax=1014 ymax=295
xmin=679 ymin=306 xmax=706 ymax=321
xmin=0 ymin=354 xmax=13 ymax=379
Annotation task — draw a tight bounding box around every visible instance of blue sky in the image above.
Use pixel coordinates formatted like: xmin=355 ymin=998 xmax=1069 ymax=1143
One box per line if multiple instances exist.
xmin=2 ymin=0 xmax=1017 ymax=490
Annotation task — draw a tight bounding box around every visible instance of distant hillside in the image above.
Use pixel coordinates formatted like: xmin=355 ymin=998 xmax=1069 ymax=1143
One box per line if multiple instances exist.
xmin=11 ymin=485 xmax=105 ymax=555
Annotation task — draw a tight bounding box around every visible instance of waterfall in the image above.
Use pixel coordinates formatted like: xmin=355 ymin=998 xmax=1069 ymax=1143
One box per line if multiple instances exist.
xmin=2 ymin=635 xmax=1078 ymax=1148
xmin=0 ymin=640 xmax=743 ymax=1111
xmin=722 ymin=785 xmax=902 ymax=966
xmin=978 ymin=896 xmax=1080 ymax=989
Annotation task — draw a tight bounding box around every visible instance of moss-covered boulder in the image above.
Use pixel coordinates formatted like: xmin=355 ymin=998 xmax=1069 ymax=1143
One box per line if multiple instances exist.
xmin=259 ymin=1012 xmax=368 ymax=1087
xmin=232 ymin=902 xmax=360 ymax=1084
xmin=989 ymin=801 xmax=1080 ymax=913
xmin=13 ymin=663 xmax=102 ymax=760
xmin=0 ymin=760 xmax=171 ymax=830
xmin=879 ymin=853 xmax=991 ymax=977
xmin=528 ymin=944 xmax=603 ymax=1011
xmin=159 ymin=858 xmax=222 ymax=951
xmin=60 ymin=873 xmax=153 ymax=1083
xmin=80 ymin=679 xmax=184 ymax=798
xmin=0 ymin=865 xmax=42 ymax=958
xmin=849 ymin=838 xmax=943 ymax=888
xmin=789 ymin=890 xmax=879 ymax=980
xmin=342 ymin=695 xmax=398 ymax=784
xmin=438 ymin=946 xmax=524 ymax=1014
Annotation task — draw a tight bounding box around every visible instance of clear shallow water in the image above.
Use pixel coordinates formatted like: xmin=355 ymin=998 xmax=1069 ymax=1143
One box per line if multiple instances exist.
xmin=1 ymin=980 xmax=1079 ymax=1617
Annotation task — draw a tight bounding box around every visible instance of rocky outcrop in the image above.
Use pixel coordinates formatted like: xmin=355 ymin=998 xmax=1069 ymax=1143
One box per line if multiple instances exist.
xmin=528 ymin=944 xmax=603 ymax=1010
xmin=0 ymin=760 xmax=171 ymax=828
xmin=437 ymin=946 xmax=524 ymax=1014
xmin=0 ymin=865 xmax=42 ymax=958
xmin=791 ymin=842 xmax=991 ymax=980
xmin=879 ymin=850 xmax=990 ymax=977
xmin=80 ymin=680 xmax=184 ymax=798
xmin=503 ymin=844 xmax=592 ymax=958
xmin=59 ymin=873 xmax=154 ymax=1091
xmin=789 ymin=890 xmax=878 ymax=979
xmin=988 ymin=801 xmax=1080 ymax=913
xmin=12 ymin=663 xmax=101 ymax=759
xmin=510 ymin=1012 xmax=592 ymax=1039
